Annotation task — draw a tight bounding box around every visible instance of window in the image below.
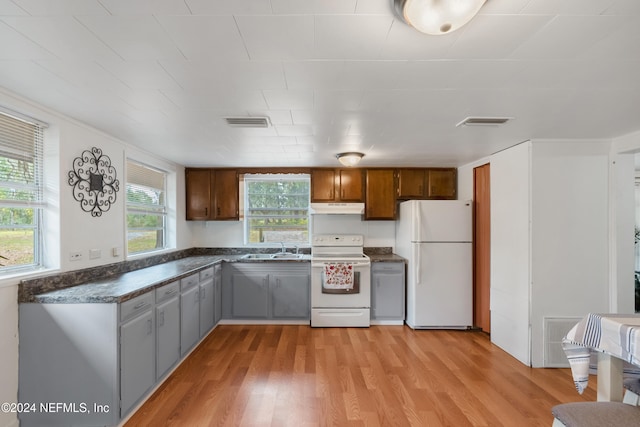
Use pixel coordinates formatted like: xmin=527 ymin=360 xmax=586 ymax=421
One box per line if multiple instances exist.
xmin=244 ymin=174 xmax=310 ymax=245
xmin=126 ymin=160 xmax=167 ymax=255
xmin=0 ymin=110 xmax=45 ymax=273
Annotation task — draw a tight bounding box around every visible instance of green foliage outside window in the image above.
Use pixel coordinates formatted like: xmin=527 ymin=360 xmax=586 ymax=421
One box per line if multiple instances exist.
xmin=245 ymin=176 xmax=310 ymax=245
xmin=0 ymin=156 xmax=38 ymax=269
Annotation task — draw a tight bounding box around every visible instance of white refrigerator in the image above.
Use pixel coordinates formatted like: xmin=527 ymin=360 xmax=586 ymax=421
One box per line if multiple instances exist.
xmin=395 ymin=200 xmax=473 ymax=329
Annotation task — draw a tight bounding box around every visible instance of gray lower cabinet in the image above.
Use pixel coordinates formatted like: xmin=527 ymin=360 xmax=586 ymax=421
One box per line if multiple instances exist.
xmin=156 ymin=281 xmax=181 ymax=380
xmin=271 ymin=272 xmax=310 ymax=318
xmin=223 ymin=263 xmax=310 ymax=320
xmin=232 ymin=271 xmax=269 ymax=317
xmin=214 ymin=263 xmax=222 ymax=324
xmin=120 ymin=292 xmax=155 ymax=416
xmin=181 ymin=267 xmax=217 ymax=355
xmin=18 ymin=262 xmax=222 ymax=427
xmin=180 ymin=273 xmax=201 ymax=355
xmin=19 ymin=303 xmax=120 ymax=427
xmin=371 ymin=262 xmax=406 ymax=322
xmin=199 ymin=278 xmax=215 ymax=336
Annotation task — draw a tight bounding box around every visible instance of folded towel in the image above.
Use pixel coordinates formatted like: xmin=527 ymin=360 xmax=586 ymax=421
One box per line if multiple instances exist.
xmin=323 ymin=263 xmax=354 ymax=289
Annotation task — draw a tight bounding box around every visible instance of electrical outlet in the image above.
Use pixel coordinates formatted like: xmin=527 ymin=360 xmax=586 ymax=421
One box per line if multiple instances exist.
xmin=112 ymin=247 xmax=120 ymax=257
xmin=69 ymin=252 xmax=82 ymax=261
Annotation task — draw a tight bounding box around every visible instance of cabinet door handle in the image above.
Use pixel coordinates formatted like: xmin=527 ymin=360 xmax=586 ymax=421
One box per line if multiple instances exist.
xmin=165 ymin=288 xmax=177 ymax=296
xmin=159 ymin=310 xmax=165 ymax=327
xmin=147 ymin=318 xmax=153 ymax=335
xmin=134 ymin=301 xmax=147 ymax=309
xmin=201 ymin=288 xmax=206 ymax=300
xmin=217 ymin=207 xmax=221 ymax=216
xmin=205 ymin=207 xmax=208 ymax=216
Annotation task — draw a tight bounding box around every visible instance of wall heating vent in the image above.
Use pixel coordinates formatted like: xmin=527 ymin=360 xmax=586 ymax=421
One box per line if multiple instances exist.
xmin=456 ymin=117 xmax=512 ymax=127
xmin=225 ymin=117 xmax=270 ymax=128
xmin=543 ymin=317 xmax=581 ymax=367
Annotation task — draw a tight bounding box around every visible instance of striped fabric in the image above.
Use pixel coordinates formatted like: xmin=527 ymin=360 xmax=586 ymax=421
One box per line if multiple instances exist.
xmin=562 ymin=313 xmax=640 ymax=394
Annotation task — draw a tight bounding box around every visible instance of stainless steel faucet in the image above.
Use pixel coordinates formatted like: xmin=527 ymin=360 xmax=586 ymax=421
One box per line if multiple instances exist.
xmin=280 ymin=242 xmax=286 ymax=253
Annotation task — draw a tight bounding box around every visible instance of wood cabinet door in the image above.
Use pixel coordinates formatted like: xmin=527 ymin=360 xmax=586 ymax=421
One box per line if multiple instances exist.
xmin=397 ymin=169 xmax=426 ymax=199
xmin=311 ymin=169 xmax=336 ymax=202
xmin=212 ymin=170 xmax=239 ymax=220
xmin=365 ymin=169 xmax=396 ymax=220
xmin=185 ymin=169 xmax=211 ymax=220
xmin=338 ymin=169 xmax=364 ymax=202
xmin=426 ymin=168 xmax=457 ymax=199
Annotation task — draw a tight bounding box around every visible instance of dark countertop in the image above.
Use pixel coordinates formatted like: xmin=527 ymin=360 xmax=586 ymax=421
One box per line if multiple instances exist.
xmin=29 ymin=256 xmax=225 ymax=304
xmin=22 ymin=251 xmax=402 ymax=304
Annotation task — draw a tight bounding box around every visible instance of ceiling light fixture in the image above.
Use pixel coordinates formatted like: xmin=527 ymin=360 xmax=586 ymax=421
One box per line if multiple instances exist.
xmin=336 ymin=152 xmax=364 ymax=167
xmin=393 ymin=0 xmax=487 ymax=35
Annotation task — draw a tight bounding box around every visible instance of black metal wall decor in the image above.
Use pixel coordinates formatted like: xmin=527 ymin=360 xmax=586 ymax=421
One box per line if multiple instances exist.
xmin=68 ymin=147 xmax=120 ymax=217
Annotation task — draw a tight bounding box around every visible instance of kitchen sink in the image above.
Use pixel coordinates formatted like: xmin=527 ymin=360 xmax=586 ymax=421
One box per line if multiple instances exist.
xmin=240 ymin=253 xmax=305 ymax=260
xmin=270 ymin=253 xmax=304 ymax=259
xmin=240 ymin=253 xmax=274 ymax=259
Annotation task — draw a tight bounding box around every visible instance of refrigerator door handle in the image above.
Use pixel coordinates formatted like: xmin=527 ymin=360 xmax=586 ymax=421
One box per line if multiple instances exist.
xmin=414 ymin=243 xmax=421 ymax=286
xmin=414 ymin=201 xmax=421 ymax=241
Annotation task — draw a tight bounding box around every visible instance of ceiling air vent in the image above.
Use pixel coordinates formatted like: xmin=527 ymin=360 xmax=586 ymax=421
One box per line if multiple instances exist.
xmin=456 ymin=117 xmax=512 ymax=127
xmin=225 ymin=117 xmax=270 ymax=128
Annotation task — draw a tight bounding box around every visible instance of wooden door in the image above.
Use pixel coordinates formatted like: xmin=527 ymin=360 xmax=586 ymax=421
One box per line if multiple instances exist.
xmin=473 ymin=163 xmax=491 ymax=333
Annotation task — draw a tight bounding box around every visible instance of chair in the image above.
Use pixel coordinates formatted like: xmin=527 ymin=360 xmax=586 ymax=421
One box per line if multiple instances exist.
xmin=551 ymin=402 xmax=640 ymax=427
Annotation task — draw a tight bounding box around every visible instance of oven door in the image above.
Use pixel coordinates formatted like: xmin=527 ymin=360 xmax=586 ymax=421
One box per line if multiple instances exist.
xmin=311 ymin=260 xmax=370 ymax=308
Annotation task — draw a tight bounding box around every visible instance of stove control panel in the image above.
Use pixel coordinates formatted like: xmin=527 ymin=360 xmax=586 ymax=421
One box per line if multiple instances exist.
xmin=312 ymin=234 xmax=364 ymax=247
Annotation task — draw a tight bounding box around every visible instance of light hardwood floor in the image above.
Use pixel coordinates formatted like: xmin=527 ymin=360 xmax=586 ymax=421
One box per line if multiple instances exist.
xmin=124 ymin=325 xmax=596 ymax=426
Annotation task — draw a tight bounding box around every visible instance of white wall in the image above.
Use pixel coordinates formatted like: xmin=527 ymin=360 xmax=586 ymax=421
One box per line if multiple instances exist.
xmin=0 ymin=88 xmax=189 ymax=427
xmin=490 ymin=141 xmax=532 ymax=365
xmin=189 ymin=214 xmax=396 ymax=249
xmin=476 ymin=139 xmax=613 ymax=366
xmin=529 ymin=140 xmax=611 ymax=367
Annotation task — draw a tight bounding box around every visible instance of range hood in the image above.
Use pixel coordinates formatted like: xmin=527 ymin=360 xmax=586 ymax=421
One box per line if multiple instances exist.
xmin=310 ymin=203 xmax=365 ymax=215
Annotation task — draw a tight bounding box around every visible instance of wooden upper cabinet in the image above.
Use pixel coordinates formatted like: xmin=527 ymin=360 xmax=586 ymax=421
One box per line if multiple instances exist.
xmin=212 ymin=169 xmax=239 ymax=220
xmin=364 ymin=169 xmax=396 ymax=220
xmin=310 ymin=168 xmax=364 ymax=202
xmin=185 ymin=169 xmax=211 ymax=220
xmin=426 ymin=168 xmax=457 ymax=199
xmin=338 ymin=169 xmax=364 ymax=202
xmin=310 ymin=169 xmax=336 ymax=202
xmin=397 ymin=169 xmax=426 ymax=199
xmin=185 ymin=168 xmax=239 ymax=221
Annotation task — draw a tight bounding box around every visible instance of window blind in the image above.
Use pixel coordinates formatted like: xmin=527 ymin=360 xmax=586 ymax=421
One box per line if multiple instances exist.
xmin=126 ymin=161 xmax=166 ymax=212
xmin=0 ymin=111 xmax=44 ymax=207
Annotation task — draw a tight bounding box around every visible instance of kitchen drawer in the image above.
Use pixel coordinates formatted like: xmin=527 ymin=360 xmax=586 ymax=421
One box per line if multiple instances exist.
xmin=372 ymin=262 xmax=404 ymax=273
xmin=120 ymin=292 xmax=154 ymax=323
xmin=155 ymin=281 xmax=180 ymax=303
xmin=181 ymin=273 xmax=199 ymax=290
xmin=199 ymin=267 xmax=214 ymax=281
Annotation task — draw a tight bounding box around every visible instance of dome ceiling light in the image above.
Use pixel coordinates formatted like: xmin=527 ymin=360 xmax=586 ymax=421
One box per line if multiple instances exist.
xmin=336 ymin=152 xmax=364 ymax=167
xmin=393 ymin=0 xmax=487 ymax=35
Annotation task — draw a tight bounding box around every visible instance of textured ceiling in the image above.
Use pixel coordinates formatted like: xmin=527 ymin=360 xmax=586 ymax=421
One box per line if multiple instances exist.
xmin=1 ymin=0 xmax=639 ymax=168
